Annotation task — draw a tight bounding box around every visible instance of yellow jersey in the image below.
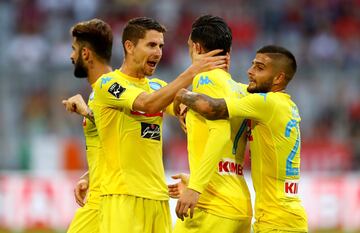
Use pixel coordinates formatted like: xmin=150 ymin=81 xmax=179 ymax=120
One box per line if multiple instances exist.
xmin=92 ymin=69 xmax=169 ymax=201
xmin=225 ymin=92 xmax=308 ymax=231
xmin=186 ymin=69 xmax=252 ymax=220
xmin=82 ymin=88 xmax=102 ymax=209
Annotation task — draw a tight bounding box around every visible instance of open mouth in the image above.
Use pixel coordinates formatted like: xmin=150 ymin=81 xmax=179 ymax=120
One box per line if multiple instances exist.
xmin=147 ymin=61 xmax=157 ymax=68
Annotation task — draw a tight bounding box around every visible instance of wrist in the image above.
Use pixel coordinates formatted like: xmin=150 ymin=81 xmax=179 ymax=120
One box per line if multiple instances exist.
xmin=186 ymin=65 xmax=199 ymax=78
xmin=187 ymin=183 xmax=203 ymax=194
xmin=86 ymin=109 xmax=95 ymax=123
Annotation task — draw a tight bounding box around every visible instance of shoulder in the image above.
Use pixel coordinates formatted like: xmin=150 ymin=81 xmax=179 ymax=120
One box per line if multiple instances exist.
xmin=246 ymin=92 xmax=278 ymax=107
xmin=94 ymin=71 xmax=129 ymax=91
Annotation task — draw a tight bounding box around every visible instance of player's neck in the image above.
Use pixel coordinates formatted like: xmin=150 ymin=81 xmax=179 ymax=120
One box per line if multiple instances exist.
xmin=120 ymin=60 xmax=146 ymax=79
xmin=271 ymin=86 xmax=286 ymax=93
xmin=221 ymin=66 xmax=229 ymax=73
xmin=87 ymin=63 xmax=112 ymax=85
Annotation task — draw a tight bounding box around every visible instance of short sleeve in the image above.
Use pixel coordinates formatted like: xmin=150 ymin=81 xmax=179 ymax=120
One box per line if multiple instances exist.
xmin=93 ymin=76 xmax=145 ymax=110
xmin=225 ymin=93 xmax=275 ymax=123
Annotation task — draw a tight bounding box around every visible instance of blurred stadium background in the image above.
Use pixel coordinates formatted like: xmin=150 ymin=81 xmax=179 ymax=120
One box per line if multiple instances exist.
xmin=0 ymin=0 xmax=359 ymax=232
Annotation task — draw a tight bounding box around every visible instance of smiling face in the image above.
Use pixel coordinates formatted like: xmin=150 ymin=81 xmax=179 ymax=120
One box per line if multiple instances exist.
xmin=247 ymin=53 xmax=278 ymax=93
xmin=130 ymin=30 xmax=164 ymax=77
xmin=70 ymin=38 xmax=88 ymax=78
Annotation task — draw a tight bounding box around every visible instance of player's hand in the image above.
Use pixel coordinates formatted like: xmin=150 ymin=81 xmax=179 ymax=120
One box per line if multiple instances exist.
xmin=190 ymin=44 xmax=227 ymax=73
xmin=175 ymin=188 xmax=200 ymax=221
xmin=62 ymin=94 xmax=89 ymax=117
xmin=74 ymin=178 xmax=89 ymax=207
xmin=168 ymin=173 xmax=189 ymax=199
xmin=177 ymin=104 xmax=188 ymax=134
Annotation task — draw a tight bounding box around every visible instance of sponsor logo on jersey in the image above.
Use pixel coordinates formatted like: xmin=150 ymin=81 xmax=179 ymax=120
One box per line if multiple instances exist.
xmin=218 ymin=158 xmax=243 ymax=176
xmin=196 ymin=75 xmax=213 ymax=88
xmin=108 ymin=82 xmax=125 ymax=98
xmin=141 ymin=122 xmax=160 ymax=141
xmin=284 ymin=179 xmax=299 ymax=197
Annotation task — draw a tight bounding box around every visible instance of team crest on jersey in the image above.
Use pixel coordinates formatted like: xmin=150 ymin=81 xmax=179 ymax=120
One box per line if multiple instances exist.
xmin=149 ymin=81 xmax=162 ymax=91
xmin=108 ymin=82 xmax=125 ymax=98
xmin=141 ymin=122 xmax=160 ymax=141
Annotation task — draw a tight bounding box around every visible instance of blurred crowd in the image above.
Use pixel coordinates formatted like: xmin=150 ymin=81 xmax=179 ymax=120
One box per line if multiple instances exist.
xmin=0 ymin=0 xmax=359 ymax=172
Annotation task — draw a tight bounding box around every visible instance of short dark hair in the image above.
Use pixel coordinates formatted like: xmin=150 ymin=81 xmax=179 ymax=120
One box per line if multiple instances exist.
xmin=71 ymin=18 xmax=113 ymax=63
xmin=191 ymin=15 xmax=232 ymax=56
xmin=122 ymin=17 xmax=166 ymax=53
xmin=257 ymin=45 xmax=297 ymax=81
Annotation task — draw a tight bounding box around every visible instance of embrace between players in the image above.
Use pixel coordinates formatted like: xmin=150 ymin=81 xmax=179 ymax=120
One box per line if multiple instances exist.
xmin=62 ymin=15 xmax=308 ymax=233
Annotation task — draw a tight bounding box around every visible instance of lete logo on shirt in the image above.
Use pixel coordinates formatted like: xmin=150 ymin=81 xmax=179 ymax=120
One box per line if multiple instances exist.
xmin=108 ymin=82 xmax=126 ymax=98
xmin=141 ymin=122 xmax=160 ymax=141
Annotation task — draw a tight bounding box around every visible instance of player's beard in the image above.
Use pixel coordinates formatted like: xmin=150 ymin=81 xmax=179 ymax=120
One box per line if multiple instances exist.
xmin=74 ymin=55 xmax=88 ymax=78
xmin=247 ymin=79 xmax=273 ymax=93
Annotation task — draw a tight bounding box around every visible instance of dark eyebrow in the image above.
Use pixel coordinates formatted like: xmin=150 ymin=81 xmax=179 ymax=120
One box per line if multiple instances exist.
xmin=252 ymin=60 xmax=265 ymax=66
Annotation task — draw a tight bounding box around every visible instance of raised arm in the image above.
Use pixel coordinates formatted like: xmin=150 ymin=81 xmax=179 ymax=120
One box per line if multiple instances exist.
xmin=132 ymin=48 xmax=228 ymax=114
xmin=173 ymin=88 xmax=229 ymax=120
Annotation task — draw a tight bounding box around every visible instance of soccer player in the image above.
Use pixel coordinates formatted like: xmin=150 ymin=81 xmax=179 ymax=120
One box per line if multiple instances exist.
xmin=169 ymin=15 xmax=252 ymax=233
xmin=67 ymin=17 xmax=227 ymax=233
xmin=173 ymin=45 xmax=308 ymax=232
xmin=62 ymin=19 xmax=113 ymax=233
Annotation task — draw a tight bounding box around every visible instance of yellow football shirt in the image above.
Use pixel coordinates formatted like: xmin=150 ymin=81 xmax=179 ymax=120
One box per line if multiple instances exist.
xmin=186 ymin=69 xmax=252 ymax=220
xmin=225 ymin=92 xmax=308 ymax=231
xmin=92 ymin=69 xmax=169 ymax=201
xmin=82 ymin=88 xmax=102 ymax=209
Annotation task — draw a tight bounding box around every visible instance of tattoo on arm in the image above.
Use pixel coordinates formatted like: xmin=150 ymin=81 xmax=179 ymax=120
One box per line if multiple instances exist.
xmin=180 ymin=92 xmax=229 ymax=120
xmin=86 ymin=109 xmax=95 ymax=124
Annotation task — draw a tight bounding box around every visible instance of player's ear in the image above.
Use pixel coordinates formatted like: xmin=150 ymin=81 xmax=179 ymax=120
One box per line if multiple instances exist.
xmin=194 ymin=42 xmax=202 ymax=54
xmin=124 ymin=40 xmax=134 ymax=55
xmin=81 ymin=47 xmax=90 ymax=61
xmin=274 ymin=72 xmax=286 ymax=85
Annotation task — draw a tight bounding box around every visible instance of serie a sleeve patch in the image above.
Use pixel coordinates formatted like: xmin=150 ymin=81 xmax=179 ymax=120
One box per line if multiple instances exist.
xmin=108 ymin=82 xmax=126 ymax=98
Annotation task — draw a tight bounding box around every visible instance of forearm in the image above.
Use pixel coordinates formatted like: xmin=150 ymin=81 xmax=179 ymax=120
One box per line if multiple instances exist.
xmin=176 ymin=89 xmax=229 ymax=120
xmin=188 ymin=123 xmax=229 ymax=192
xmin=134 ymin=66 xmax=197 ymax=113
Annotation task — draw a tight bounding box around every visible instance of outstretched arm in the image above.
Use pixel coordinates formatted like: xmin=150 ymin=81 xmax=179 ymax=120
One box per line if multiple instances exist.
xmin=132 ymin=48 xmax=228 ymax=114
xmin=174 ymin=88 xmax=229 ymax=120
